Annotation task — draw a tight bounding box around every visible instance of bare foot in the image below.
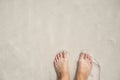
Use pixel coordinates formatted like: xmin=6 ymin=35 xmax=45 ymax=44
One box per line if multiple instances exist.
xmin=53 ymin=51 xmax=70 ymax=80
xmin=77 ymin=53 xmax=93 ymax=80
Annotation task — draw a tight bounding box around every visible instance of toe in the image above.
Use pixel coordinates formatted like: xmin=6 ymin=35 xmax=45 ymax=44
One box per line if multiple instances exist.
xmin=86 ymin=54 xmax=91 ymax=64
xmin=53 ymin=54 xmax=58 ymax=65
xmin=59 ymin=51 xmax=64 ymax=61
xmin=89 ymin=56 xmax=93 ymax=64
xmin=62 ymin=51 xmax=68 ymax=60
xmin=84 ymin=53 xmax=87 ymax=60
xmin=55 ymin=53 xmax=60 ymax=62
xmin=57 ymin=53 xmax=60 ymax=60
xmin=87 ymin=54 xmax=92 ymax=64
xmin=55 ymin=55 xmax=58 ymax=62
xmin=88 ymin=54 xmax=91 ymax=60
xmin=86 ymin=54 xmax=89 ymax=59
xmin=58 ymin=52 xmax=61 ymax=58
xmin=79 ymin=52 xmax=84 ymax=59
xmin=87 ymin=54 xmax=91 ymax=61
xmin=87 ymin=54 xmax=91 ymax=60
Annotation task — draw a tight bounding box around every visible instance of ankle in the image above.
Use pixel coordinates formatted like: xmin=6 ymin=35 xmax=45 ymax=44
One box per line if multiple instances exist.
xmin=77 ymin=73 xmax=88 ymax=80
xmin=60 ymin=74 xmax=69 ymax=80
xmin=61 ymin=77 xmax=69 ymax=80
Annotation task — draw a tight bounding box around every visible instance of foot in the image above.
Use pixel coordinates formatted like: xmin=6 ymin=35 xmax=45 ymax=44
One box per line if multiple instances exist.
xmin=77 ymin=53 xmax=93 ymax=80
xmin=53 ymin=51 xmax=70 ymax=80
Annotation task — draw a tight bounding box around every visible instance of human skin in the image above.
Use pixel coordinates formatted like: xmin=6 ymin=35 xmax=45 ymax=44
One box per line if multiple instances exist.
xmin=53 ymin=51 xmax=93 ymax=80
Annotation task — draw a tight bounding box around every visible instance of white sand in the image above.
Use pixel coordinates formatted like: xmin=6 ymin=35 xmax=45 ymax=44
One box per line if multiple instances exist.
xmin=0 ymin=0 xmax=120 ymax=80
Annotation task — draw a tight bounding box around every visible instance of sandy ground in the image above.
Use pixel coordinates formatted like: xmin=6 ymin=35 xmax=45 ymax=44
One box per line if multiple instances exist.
xmin=0 ymin=0 xmax=120 ymax=80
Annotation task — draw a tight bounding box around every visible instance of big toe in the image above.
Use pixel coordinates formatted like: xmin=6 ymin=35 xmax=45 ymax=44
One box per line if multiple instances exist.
xmin=87 ymin=54 xmax=92 ymax=64
xmin=62 ymin=51 xmax=68 ymax=61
